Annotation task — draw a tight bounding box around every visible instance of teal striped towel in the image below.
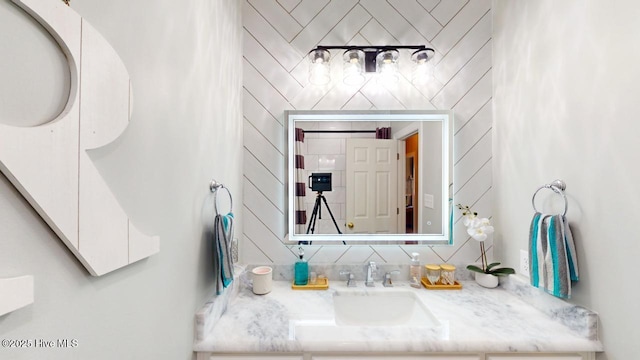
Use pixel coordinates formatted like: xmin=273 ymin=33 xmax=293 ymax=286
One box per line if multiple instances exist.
xmin=212 ymin=212 xmax=234 ymax=295
xmin=529 ymin=212 xmax=579 ymax=298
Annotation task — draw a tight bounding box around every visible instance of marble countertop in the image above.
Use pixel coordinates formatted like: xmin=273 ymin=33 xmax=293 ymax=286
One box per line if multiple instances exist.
xmin=194 ymin=271 xmax=602 ymax=354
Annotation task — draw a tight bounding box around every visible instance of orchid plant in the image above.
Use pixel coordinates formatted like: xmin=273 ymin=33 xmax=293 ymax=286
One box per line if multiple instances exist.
xmin=457 ymin=204 xmax=515 ymax=277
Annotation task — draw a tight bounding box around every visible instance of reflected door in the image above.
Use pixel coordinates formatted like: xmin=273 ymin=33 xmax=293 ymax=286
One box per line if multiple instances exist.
xmin=345 ymin=139 xmax=398 ymax=234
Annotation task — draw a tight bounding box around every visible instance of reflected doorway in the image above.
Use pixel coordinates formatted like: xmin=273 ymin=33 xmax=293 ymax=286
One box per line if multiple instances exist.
xmin=405 ymin=133 xmax=419 ymax=233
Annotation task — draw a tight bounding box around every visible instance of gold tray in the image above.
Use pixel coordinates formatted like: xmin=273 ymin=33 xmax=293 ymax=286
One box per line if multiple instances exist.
xmin=421 ymin=277 xmax=462 ymax=290
xmin=291 ymin=277 xmax=329 ymax=290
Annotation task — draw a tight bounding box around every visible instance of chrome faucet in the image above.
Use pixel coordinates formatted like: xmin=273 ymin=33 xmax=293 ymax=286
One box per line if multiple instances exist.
xmin=340 ymin=271 xmax=357 ymax=287
xmin=365 ymin=261 xmax=377 ymax=287
xmin=382 ymin=270 xmax=400 ymax=287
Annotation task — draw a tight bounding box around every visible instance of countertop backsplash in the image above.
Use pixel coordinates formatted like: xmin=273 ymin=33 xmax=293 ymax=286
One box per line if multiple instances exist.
xmin=245 ymin=262 xmax=476 ymax=283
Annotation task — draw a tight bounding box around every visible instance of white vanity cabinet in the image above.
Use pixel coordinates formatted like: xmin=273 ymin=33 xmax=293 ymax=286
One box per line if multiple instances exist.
xmin=312 ymin=356 xmax=479 ymax=360
xmin=311 ymin=355 xmax=594 ymax=360
xmin=203 ymin=356 xmax=303 ymax=360
xmin=486 ymin=354 xmax=593 ymax=360
xmin=203 ymin=353 xmax=595 ymax=360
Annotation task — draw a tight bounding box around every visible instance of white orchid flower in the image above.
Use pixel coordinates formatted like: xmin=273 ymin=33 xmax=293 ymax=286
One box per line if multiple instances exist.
xmin=478 ymin=217 xmax=493 ymax=229
xmin=467 ymin=218 xmax=494 ymax=242
xmin=462 ymin=212 xmax=477 ymax=227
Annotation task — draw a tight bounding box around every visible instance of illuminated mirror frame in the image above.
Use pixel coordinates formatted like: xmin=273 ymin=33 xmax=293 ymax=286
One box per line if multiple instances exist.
xmin=285 ymin=110 xmax=453 ymax=245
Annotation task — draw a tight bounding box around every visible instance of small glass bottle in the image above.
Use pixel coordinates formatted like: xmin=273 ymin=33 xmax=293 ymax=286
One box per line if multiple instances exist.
xmin=439 ymin=264 xmax=456 ymax=285
xmin=294 ymin=247 xmax=308 ymax=285
xmin=409 ymin=252 xmax=421 ymax=288
xmin=424 ymin=264 xmax=441 ymax=285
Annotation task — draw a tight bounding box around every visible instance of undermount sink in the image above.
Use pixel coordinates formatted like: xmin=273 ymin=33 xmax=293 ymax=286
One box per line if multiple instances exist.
xmin=290 ymin=289 xmax=443 ymax=343
xmin=332 ymin=289 xmax=440 ymax=327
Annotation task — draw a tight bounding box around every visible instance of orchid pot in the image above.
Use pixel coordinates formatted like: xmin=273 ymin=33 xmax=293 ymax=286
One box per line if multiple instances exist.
xmin=457 ymin=204 xmax=515 ymax=288
xmin=474 ymin=272 xmax=499 ymax=288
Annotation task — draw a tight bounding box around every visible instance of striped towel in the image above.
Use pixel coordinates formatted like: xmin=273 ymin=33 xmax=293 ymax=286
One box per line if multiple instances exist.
xmin=211 ymin=212 xmax=234 ymax=295
xmin=529 ymin=212 xmax=579 ymax=298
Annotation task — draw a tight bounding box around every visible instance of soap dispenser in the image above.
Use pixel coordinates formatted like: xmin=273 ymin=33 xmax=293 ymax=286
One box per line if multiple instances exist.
xmin=410 ymin=252 xmax=421 ymax=288
xmin=294 ymin=247 xmax=309 ymax=285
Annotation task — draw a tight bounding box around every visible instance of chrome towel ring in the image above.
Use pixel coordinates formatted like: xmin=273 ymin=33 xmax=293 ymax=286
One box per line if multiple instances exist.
xmin=210 ymin=179 xmax=233 ymax=215
xmin=532 ymin=179 xmax=568 ymax=216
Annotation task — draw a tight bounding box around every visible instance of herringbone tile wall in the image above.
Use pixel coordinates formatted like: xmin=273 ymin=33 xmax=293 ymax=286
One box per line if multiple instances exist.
xmin=242 ymin=0 xmax=493 ymax=266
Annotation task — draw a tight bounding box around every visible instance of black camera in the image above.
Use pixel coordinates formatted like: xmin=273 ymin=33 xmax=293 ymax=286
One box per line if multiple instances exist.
xmin=308 ymin=173 xmax=332 ymax=192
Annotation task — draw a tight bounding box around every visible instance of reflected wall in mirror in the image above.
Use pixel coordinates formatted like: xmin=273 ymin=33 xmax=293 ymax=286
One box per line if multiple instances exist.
xmin=286 ymin=110 xmax=453 ymax=245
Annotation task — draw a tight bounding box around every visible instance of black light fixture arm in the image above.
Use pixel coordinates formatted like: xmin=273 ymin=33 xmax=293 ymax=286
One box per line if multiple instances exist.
xmin=310 ymin=45 xmax=432 ymax=52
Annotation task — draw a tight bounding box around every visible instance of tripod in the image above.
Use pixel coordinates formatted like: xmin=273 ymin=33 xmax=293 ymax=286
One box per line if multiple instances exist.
xmin=306 ymin=191 xmax=342 ymax=235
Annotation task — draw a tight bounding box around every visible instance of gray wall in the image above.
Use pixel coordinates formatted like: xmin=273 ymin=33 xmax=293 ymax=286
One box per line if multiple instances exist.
xmin=492 ymin=0 xmax=640 ymax=358
xmin=0 ymin=1 xmax=243 ymax=359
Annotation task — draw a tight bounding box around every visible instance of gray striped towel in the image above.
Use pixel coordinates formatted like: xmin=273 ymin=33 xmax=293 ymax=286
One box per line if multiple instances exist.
xmin=211 ymin=212 xmax=234 ymax=295
xmin=529 ymin=212 xmax=579 ymax=298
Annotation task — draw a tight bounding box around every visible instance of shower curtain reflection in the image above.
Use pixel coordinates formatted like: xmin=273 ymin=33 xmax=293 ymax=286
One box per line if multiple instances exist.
xmin=294 ymin=128 xmax=306 ymax=234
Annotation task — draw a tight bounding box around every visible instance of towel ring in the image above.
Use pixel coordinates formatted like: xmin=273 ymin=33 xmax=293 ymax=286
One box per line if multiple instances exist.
xmin=210 ymin=179 xmax=233 ymax=215
xmin=532 ymin=179 xmax=568 ymax=216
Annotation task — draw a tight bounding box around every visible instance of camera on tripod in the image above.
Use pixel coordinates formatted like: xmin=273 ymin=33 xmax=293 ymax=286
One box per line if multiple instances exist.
xmin=305 ymin=172 xmax=342 ymax=236
xmin=308 ymin=173 xmax=332 ymax=192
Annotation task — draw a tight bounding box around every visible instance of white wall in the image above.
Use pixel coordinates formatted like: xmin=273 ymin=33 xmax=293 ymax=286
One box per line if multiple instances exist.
xmin=242 ymin=0 xmax=494 ymax=267
xmin=0 ymin=1 xmax=242 ymax=359
xmin=419 ymin=121 xmax=444 ymax=234
xmin=492 ymin=0 xmax=640 ymax=358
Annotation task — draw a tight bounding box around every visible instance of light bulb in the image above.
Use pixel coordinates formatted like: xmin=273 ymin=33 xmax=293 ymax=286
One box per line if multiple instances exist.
xmin=342 ymin=49 xmax=365 ymax=85
xmin=308 ymin=49 xmax=331 ymax=85
xmin=376 ymin=50 xmax=399 ymax=84
xmin=411 ymin=49 xmax=435 ymax=85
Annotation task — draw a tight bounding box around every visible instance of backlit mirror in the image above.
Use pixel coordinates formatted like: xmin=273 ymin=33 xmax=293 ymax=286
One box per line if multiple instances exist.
xmin=286 ymin=110 xmax=453 ymax=245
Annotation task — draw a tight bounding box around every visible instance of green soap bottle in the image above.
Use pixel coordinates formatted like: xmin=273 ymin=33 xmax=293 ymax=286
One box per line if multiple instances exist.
xmin=294 ymin=247 xmax=308 ymax=285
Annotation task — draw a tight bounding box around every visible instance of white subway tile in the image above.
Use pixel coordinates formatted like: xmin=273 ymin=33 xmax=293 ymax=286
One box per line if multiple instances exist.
xmin=291 ymin=0 xmax=358 ymax=54
xmin=244 ymin=119 xmax=285 ymax=182
xmin=452 ymin=70 xmax=492 ymax=131
xmin=243 ymin=59 xmax=292 ymax=119
xmin=359 ymin=81 xmax=405 ymax=110
xmin=388 ymin=0 xmax=442 ymax=41
xmin=431 ymin=0 xmax=467 ymax=25
xmin=291 ymin=0 xmax=329 ymax=26
xmin=360 ymin=0 xmax=427 ymax=44
xmin=244 ymin=30 xmax=304 ymax=101
xmin=417 ymin=0 xmax=441 ymax=12
xmin=318 ymin=5 xmax=371 ymax=45
xmin=243 ymin=90 xmax=285 ymax=153
xmin=277 ymin=0 xmax=301 ymax=12
xmin=435 ymin=12 xmax=491 ymax=84
xmin=248 ymin=0 xmax=302 ymax=42
xmin=342 ymin=92 xmax=373 ymax=110
xmin=244 ymin=2 xmax=304 ymax=71
xmin=360 ymin=18 xmax=400 ymax=45
xmin=432 ymin=0 xmax=490 ymax=54
xmin=432 ymin=40 xmax=491 ymax=110
xmin=243 ymin=179 xmax=286 ymax=238
xmin=453 ymin=130 xmax=491 ymax=187
xmin=453 ymin=101 xmax=491 ymax=163
xmin=244 ymin=148 xmax=285 ymax=211
xmin=243 ymin=205 xmax=294 ymax=262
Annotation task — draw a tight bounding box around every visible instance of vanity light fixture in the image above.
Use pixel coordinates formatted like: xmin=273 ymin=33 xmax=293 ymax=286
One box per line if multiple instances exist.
xmin=411 ymin=49 xmax=435 ymax=85
xmin=376 ymin=49 xmax=399 ymax=84
xmin=308 ymin=48 xmax=331 ymax=86
xmin=307 ymin=45 xmax=435 ymax=86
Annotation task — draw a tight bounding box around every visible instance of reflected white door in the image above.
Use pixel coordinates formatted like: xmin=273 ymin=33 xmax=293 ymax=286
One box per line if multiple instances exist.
xmin=345 ymin=139 xmax=398 ymax=234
